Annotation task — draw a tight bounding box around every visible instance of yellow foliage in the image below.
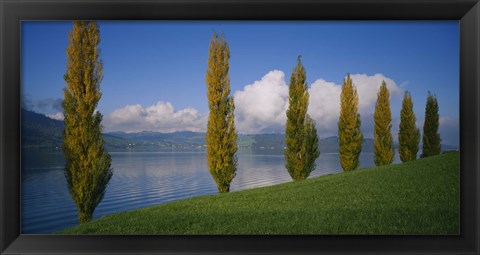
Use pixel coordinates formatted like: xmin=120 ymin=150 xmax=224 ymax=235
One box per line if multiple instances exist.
xmin=62 ymin=21 xmax=112 ymax=223
xmin=338 ymin=74 xmax=363 ymax=171
xmin=374 ymin=81 xmax=395 ymax=166
xmin=285 ymin=57 xmax=319 ymax=180
xmin=205 ymin=33 xmax=237 ymax=193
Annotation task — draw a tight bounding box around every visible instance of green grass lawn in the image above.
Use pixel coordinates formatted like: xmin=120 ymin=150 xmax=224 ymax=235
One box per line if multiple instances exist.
xmin=60 ymin=151 xmax=459 ymax=235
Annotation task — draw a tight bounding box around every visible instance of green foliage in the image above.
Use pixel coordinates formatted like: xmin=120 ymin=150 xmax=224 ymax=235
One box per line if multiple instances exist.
xmin=285 ymin=56 xmax=320 ymax=181
xmin=205 ymin=32 xmax=238 ymax=193
xmin=338 ymin=74 xmax=363 ymax=171
xmin=61 ymin=152 xmax=459 ymax=235
xmin=303 ymin=116 xmax=320 ymax=178
xmin=373 ymin=81 xmax=394 ymax=166
xmin=398 ymin=91 xmax=420 ymax=162
xmin=62 ymin=21 xmax=112 ymax=223
xmin=421 ymin=92 xmax=441 ymax=157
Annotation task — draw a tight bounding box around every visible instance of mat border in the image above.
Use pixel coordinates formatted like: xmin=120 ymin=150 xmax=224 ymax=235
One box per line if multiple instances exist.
xmin=1 ymin=0 xmax=479 ymax=254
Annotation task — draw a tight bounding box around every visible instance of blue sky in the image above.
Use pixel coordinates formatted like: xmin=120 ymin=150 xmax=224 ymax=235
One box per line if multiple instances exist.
xmin=21 ymin=21 xmax=459 ymax=146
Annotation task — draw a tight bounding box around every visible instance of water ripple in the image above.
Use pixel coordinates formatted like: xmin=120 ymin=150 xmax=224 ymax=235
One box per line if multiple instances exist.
xmin=21 ymin=151 xmax=397 ymax=233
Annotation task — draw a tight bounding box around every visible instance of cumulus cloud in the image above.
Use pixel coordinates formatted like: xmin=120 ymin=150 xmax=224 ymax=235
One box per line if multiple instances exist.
xmin=234 ymin=71 xmax=402 ymax=136
xmin=341 ymin=74 xmax=401 ymax=137
xmin=47 ymin=112 xmax=64 ymax=121
xmin=104 ymin=101 xmax=207 ymax=133
xmin=352 ymin=74 xmax=401 ymax=110
xmin=234 ymin=70 xmax=289 ymax=134
xmin=307 ymin=79 xmax=342 ymax=136
xmin=103 ymin=71 xmax=408 ymax=137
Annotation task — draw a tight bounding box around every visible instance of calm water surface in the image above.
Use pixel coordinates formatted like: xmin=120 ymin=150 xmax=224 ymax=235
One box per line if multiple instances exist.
xmin=21 ymin=151 xmax=400 ymax=233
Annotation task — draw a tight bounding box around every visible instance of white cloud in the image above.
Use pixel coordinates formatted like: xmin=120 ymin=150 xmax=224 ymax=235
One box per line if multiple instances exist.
xmin=234 ymin=70 xmax=402 ymax=136
xmin=346 ymin=74 xmax=401 ymax=138
xmin=234 ymin=70 xmax=289 ymax=134
xmin=351 ymin=73 xmax=401 ymax=112
xmin=47 ymin=112 xmax=64 ymax=121
xmin=307 ymin=79 xmax=341 ymax=135
xmin=103 ymin=72 xmax=403 ymax=137
xmin=104 ymin=101 xmax=207 ymax=133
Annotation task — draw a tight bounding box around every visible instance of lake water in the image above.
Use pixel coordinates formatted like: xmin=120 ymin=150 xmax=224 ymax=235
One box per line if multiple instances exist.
xmin=21 ymin=151 xmax=400 ymax=234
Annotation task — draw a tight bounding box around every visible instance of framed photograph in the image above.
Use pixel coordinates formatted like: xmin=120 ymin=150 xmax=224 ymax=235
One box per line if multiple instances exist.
xmin=1 ymin=0 xmax=479 ymax=254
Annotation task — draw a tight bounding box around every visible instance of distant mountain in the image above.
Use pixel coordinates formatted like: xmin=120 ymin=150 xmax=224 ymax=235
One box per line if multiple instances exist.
xmin=21 ymin=109 xmax=64 ymax=149
xmin=102 ymin=132 xmax=372 ymax=154
xmin=246 ymin=134 xmax=374 ymax=154
xmin=109 ymin=131 xmax=206 ymax=145
xmin=21 ymin=108 xmax=458 ymax=153
xmin=21 ymin=109 xmax=132 ymax=151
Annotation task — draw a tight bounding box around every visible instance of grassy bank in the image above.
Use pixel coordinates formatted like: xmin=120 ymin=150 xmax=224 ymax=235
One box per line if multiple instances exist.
xmin=60 ymin=151 xmax=459 ymax=234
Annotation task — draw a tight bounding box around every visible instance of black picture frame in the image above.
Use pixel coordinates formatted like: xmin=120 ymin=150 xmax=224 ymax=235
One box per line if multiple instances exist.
xmin=1 ymin=0 xmax=479 ymax=254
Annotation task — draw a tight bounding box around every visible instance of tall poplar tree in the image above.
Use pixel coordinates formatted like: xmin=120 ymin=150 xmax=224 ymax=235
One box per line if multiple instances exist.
xmin=421 ymin=92 xmax=441 ymax=157
xmin=285 ymin=56 xmax=319 ymax=181
xmin=62 ymin=21 xmax=112 ymax=224
xmin=373 ymin=81 xmax=394 ymax=166
xmin=338 ymin=74 xmax=363 ymax=171
xmin=205 ymin=32 xmax=237 ymax=193
xmin=398 ymin=91 xmax=420 ymax=162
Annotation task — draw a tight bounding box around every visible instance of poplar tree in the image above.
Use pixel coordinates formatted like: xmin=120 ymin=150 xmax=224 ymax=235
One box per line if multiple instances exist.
xmin=373 ymin=81 xmax=394 ymax=166
xmin=205 ymin=32 xmax=237 ymax=193
xmin=421 ymin=92 xmax=441 ymax=157
xmin=338 ymin=74 xmax=363 ymax=171
xmin=62 ymin=21 xmax=112 ymax=224
xmin=398 ymin=91 xmax=420 ymax=162
xmin=285 ymin=56 xmax=319 ymax=181
xmin=303 ymin=116 xmax=320 ymax=178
